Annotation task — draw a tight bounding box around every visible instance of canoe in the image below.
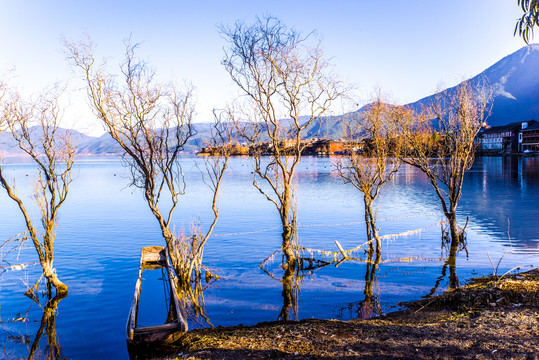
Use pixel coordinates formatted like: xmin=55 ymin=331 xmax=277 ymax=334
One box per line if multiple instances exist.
xmin=126 ymin=246 xmax=188 ymax=346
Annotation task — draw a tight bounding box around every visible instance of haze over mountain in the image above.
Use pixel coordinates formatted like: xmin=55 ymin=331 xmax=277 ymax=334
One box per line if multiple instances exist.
xmin=1 ymin=45 xmax=537 ymax=155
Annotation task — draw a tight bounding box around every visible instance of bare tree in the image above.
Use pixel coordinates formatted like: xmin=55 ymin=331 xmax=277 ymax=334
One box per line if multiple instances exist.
xmin=515 ymin=0 xmax=539 ymax=43
xmin=221 ymin=16 xmax=343 ymax=262
xmin=174 ymin=112 xmax=231 ymax=292
xmin=0 ymin=87 xmax=75 ymax=295
xmin=65 ymin=38 xmax=228 ymax=285
xmin=396 ymin=80 xmax=492 ymax=246
xmin=336 ymin=94 xmax=402 ymax=253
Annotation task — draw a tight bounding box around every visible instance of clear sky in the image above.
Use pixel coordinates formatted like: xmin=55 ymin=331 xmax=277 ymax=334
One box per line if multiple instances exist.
xmin=0 ymin=0 xmax=529 ymax=135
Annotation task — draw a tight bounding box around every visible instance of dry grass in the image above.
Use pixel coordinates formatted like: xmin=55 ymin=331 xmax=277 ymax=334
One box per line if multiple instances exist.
xmin=169 ymin=269 xmax=539 ymax=360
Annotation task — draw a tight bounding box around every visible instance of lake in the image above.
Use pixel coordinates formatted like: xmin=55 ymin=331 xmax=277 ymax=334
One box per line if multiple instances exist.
xmin=0 ymin=155 xmax=538 ymax=359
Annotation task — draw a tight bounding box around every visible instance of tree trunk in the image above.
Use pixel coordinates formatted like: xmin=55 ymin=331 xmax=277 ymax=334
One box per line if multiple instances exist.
xmin=42 ymin=261 xmax=68 ymax=295
xmin=147 ymin=199 xmax=185 ymax=281
xmin=364 ymin=197 xmax=381 ymax=252
xmin=447 ymin=210 xmax=460 ymax=246
xmin=281 ymin=225 xmax=295 ymax=262
xmin=364 ymin=197 xmax=373 ymax=252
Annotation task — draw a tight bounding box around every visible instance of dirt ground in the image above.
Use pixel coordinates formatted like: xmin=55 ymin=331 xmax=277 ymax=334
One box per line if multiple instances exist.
xmin=171 ymin=269 xmax=539 ymax=360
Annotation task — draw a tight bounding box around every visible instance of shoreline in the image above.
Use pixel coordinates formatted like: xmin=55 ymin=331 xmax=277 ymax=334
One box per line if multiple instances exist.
xmin=170 ymin=269 xmax=539 ymax=359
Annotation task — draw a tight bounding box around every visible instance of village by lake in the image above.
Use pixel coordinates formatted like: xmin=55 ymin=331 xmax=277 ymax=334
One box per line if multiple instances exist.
xmin=0 ymin=155 xmax=538 ymax=359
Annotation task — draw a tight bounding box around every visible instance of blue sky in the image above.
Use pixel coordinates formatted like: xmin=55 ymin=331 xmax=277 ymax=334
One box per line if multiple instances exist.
xmin=0 ymin=0 xmax=529 ymax=135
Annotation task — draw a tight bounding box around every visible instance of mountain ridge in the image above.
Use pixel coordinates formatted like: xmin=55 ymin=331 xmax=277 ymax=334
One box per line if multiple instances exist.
xmin=1 ymin=45 xmax=537 ymax=154
xmin=316 ymin=44 xmax=539 ymax=139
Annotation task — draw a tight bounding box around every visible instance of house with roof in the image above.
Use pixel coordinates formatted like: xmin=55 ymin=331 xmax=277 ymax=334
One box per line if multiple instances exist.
xmin=478 ymin=120 xmax=537 ymax=153
xmin=519 ymin=122 xmax=539 ymax=152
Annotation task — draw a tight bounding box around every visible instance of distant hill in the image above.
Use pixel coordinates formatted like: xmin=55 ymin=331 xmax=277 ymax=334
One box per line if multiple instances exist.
xmin=0 ymin=124 xmax=215 ymax=156
xmin=2 ymin=45 xmax=537 ymax=155
xmin=0 ymin=128 xmax=98 ymax=156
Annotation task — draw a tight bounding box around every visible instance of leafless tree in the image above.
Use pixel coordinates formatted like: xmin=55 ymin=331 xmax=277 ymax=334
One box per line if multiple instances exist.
xmin=174 ymin=112 xmax=231 ymax=292
xmin=65 ymin=38 xmax=228 ymax=285
xmin=396 ymin=80 xmax=492 ymax=246
xmin=0 ymin=87 xmax=75 ymax=296
xmin=221 ymin=16 xmax=343 ymax=262
xmin=336 ymin=94 xmax=402 ymax=253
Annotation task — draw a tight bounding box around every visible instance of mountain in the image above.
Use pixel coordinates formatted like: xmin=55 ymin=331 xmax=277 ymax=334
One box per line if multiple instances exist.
xmin=316 ymin=44 xmax=539 ymax=139
xmin=0 ymin=128 xmax=98 ymax=156
xmin=0 ymin=124 xmax=215 ymax=156
xmin=1 ymin=46 xmax=537 ymax=154
xmin=409 ymin=44 xmax=539 ymax=127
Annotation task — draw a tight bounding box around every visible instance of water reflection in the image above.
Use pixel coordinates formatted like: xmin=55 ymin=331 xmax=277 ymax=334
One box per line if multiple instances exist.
xmin=1 ymin=288 xmax=67 ymax=360
xmin=426 ymin=229 xmax=468 ymax=297
xmin=261 ymin=253 xmax=337 ymax=322
xmin=178 ymin=270 xmax=217 ymax=327
xmin=356 ymin=249 xmax=382 ymax=320
xmin=28 ymin=292 xmax=66 ymax=360
xmin=279 ymin=259 xmax=299 ymax=321
xmin=335 ymin=249 xmax=383 ymax=320
xmin=466 ymin=157 xmax=539 ymax=250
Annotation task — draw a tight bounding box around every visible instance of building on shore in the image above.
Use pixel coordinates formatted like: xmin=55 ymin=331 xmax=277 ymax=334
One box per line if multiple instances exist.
xmin=520 ymin=122 xmax=539 ymax=152
xmin=302 ymin=140 xmax=344 ymax=155
xmin=198 ymin=139 xmax=346 ymax=156
xmin=478 ymin=120 xmax=537 ymax=154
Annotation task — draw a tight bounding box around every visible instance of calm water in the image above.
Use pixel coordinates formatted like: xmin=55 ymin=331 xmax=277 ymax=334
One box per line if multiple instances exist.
xmin=0 ymin=156 xmax=538 ymax=359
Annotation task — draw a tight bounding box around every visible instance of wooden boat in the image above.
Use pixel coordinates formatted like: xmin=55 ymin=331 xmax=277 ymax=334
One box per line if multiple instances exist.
xmin=126 ymin=246 xmax=188 ymax=346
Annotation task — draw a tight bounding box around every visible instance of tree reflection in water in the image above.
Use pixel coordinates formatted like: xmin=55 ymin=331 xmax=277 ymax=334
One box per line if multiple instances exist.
xmin=176 ymin=269 xmax=217 ymax=328
xmin=355 ymin=248 xmax=382 ymax=320
xmin=28 ymin=291 xmax=66 ymax=360
xmin=278 ymin=259 xmax=299 ymax=321
xmin=334 ymin=248 xmax=383 ymax=321
xmin=262 ymin=251 xmax=358 ymax=321
xmin=425 ymin=224 xmax=468 ymax=297
xmin=1 ymin=282 xmax=69 ymax=360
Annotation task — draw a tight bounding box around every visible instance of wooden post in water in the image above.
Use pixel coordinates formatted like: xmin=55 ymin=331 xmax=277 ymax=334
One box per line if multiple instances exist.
xmin=334 ymin=240 xmax=348 ymax=259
